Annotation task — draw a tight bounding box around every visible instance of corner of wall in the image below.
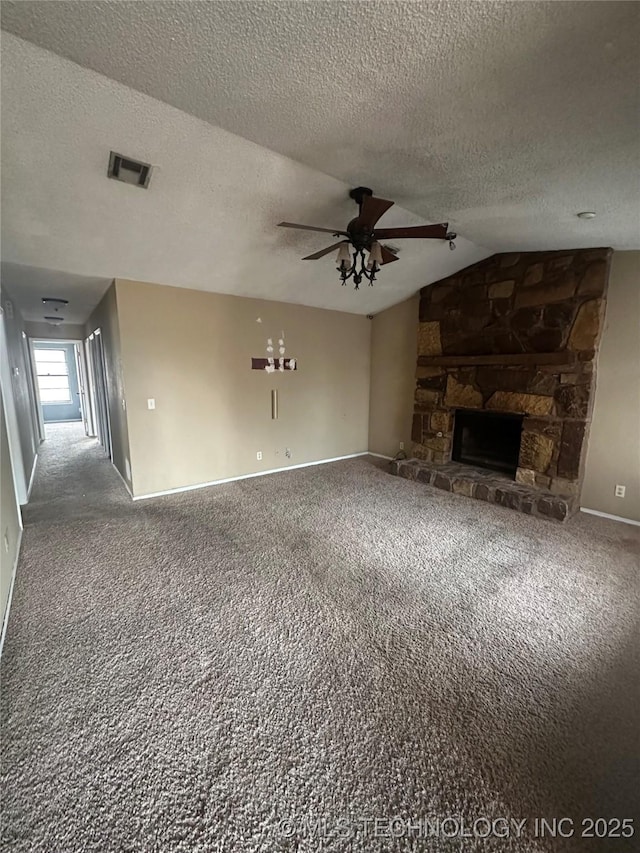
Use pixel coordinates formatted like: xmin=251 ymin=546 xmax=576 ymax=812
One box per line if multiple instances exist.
xmin=368 ymin=294 xmax=419 ymax=458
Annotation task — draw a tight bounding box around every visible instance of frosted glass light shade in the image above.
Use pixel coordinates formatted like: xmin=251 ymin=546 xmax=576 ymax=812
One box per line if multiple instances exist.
xmin=369 ymin=241 xmax=383 ymax=264
xmin=336 ymin=243 xmax=352 ymax=266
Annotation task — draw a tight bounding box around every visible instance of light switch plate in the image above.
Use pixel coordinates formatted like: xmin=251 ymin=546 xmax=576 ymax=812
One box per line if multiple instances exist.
xmin=147 ymin=398 xmax=155 ymax=410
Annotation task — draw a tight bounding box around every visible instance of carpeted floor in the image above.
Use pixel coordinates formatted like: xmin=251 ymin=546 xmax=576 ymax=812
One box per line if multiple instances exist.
xmin=1 ymin=422 xmax=639 ymax=852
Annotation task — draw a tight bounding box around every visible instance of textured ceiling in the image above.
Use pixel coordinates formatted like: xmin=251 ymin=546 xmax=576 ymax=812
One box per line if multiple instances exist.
xmin=0 ymin=33 xmax=488 ymax=320
xmin=1 ymin=264 xmax=111 ymax=325
xmin=2 ymin=0 xmax=639 ymax=254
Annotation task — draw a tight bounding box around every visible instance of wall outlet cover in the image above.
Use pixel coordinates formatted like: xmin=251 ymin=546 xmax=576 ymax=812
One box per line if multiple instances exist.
xmin=615 ymin=484 xmax=626 ymax=498
xmin=147 ymin=398 xmax=155 ymax=410
xmin=257 ymin=451 xmax=262 ymax=461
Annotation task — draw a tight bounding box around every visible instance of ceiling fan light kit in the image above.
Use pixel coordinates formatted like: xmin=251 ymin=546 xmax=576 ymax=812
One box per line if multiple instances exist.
xmin=278 ymin=187 xmax=457 ymax=290
xmin=337 ymin=241 xmax=383 ymax=289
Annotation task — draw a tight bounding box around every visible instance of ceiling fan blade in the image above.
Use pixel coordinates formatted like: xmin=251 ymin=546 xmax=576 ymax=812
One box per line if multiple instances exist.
xmin=278 ymin=221 xmax=348 ymax=236
xmin=374 ymin=223 xmax=449 ymax=240
xmin=380 ymin=246 xmax=399 ymax=265
xmin=357 ymin=196 xmax=394 ymax=228
xmin=302 ymin=241 xmax=347 ymax=260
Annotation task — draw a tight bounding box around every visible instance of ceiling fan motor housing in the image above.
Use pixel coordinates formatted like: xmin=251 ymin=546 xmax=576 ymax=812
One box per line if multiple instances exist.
xmin=346 ymin=218 xmax=375 ymax=250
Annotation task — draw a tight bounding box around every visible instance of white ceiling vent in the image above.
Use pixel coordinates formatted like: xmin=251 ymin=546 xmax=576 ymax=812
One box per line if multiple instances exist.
xmin=107 ymin=151 xmax=152 ymax=188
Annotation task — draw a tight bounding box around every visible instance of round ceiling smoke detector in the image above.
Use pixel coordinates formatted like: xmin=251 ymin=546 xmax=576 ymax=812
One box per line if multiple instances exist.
xmin=577 ymin=211 xmax=596 ymax=219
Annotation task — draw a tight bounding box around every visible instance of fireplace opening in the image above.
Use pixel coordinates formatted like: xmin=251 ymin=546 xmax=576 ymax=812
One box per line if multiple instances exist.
xmin=452 ymin=409 xmax=524 ymax=478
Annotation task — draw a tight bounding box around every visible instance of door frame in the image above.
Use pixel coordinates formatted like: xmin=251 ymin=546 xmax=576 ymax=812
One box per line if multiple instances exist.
xmin=29 ymin=338 xmax=89 ymax=433
xmin=74 ymin=341 xmax=93 ymax=436
xmin=24 ymin=334 xmax=45 ymax=443
xmin=0 ymin=312 xmax=28 ymax=504
xmin=82 ymin=337 xmax=98 ymax=439
xmin=20 ymin=331 xmax=44 ymax=446
xmin=86 ymin=330 xmax=112 ymax=460
xmin=31 ymin=340 xmax=82 ymax=425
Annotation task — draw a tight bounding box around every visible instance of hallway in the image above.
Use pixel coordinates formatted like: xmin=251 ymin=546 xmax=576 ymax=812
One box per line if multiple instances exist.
xmin=24 ymin=422 xmax=131 ymax=525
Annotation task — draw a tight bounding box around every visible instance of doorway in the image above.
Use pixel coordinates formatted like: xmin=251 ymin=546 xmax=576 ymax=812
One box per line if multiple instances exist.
xmin=32 ymin=342 xmax=82 ymax=424
xmin=85 ymin=330 xmax=112 ymax=461
xmin=29 ymin=338 xmax=97 ymax=452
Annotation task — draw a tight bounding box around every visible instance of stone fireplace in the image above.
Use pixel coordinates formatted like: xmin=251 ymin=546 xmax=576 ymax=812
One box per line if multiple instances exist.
xmin=391 ymin=248 xmax=611 ymax=520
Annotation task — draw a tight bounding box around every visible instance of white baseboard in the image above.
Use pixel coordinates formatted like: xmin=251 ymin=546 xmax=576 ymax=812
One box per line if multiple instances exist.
xmin=131 ymin=451 xmax=370 ymax=501
xmin=580 ymin=507 xmax=640 ymax=527
xmin=0 ymin=528 xmax=23 ymax=659
xmin=27 ymin=452 xmax=38 ymax=499
xmin=111 ymin=461 xmax=133 ymax=497
xmin=367 ymin=452 xmax=394 ymax=460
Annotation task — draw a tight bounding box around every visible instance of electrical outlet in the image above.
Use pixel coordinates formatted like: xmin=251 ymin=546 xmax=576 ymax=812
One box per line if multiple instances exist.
xmin=285 ymin=448 xmax=291 ymax=458
xmin=147 ymin=398 xmax=155 ymax=410
xmin=615 ymin=484 xmax=626 ymax=498
xmin=399 ymin=442 xmax=404 ymax=451
xmin=3 ymin=531 xmax=9 ymax=554
xmin=256 ymin=451 xmax=262 ymax=461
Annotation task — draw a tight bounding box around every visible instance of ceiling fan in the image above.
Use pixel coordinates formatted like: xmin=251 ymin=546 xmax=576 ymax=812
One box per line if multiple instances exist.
xmin=278 ymin=187 xmax=456 ymax=289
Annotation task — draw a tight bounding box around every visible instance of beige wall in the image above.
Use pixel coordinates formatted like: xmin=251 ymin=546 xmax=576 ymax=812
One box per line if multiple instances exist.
xmin=86 ymin=283 xmax=132 ymax=487
xmin=0 ymin=285 xmax=39 ymax=490
xmin=368 ymin=295 xmax=418 ymax=458
xmin=582 ymin=251 xmax=640 ymax=521
xmin=0 ymin=388 xmax=22 ymax=640
xmin=114 ymin=279 xmax=371 ymax=497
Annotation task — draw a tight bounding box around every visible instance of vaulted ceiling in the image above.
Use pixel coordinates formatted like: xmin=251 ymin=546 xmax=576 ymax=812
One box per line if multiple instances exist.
xmin=1 ymin=1 xmax=638 ymax=320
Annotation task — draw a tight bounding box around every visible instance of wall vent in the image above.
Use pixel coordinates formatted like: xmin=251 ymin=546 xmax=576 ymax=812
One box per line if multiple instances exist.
xmin=108 ymin=151 xmax=152 ymax=188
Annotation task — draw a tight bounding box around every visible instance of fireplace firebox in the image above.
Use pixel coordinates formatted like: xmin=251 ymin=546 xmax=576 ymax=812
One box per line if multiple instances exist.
xmin=452 ymin=409 xmax=524 ymax=478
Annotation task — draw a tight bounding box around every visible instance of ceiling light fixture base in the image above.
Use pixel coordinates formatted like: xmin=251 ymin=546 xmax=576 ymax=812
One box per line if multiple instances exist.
xmin=348 ymin=186 xmax=374 ymax=209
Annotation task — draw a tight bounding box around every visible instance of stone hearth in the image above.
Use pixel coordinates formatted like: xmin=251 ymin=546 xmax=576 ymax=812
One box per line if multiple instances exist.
xmin=397 ymin=248 xmax=611 ymax=519
xmin=390 ymin=458 xmax=572 ymax=521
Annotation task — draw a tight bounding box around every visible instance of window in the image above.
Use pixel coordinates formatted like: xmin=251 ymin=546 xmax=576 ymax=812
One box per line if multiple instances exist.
xmin=35 ymin=348 xmax=72 ymax=404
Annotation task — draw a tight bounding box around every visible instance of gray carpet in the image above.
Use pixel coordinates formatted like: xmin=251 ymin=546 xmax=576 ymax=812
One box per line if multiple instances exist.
xmin=1 ymin=422 xmax=639 ymax=852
